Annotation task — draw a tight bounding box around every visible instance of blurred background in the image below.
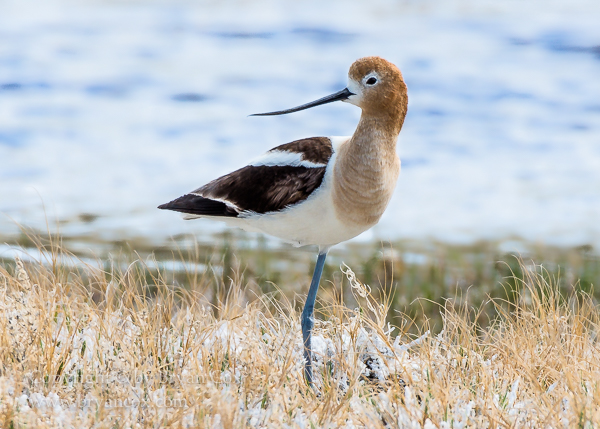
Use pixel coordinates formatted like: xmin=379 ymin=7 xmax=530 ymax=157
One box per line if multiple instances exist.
xmin=1 ymin=0 xmax=599 ymax=324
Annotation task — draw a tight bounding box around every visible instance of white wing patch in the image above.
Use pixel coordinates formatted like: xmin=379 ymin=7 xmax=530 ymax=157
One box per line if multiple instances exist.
xmin=249 ymin=150 xmax=326 ymax=168
xmin=328 ymin=136 xmax=351 ymax=150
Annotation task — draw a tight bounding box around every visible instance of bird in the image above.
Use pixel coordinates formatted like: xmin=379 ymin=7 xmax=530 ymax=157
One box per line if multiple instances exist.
xmin=158 ymin=56 xmax=408 ymax=385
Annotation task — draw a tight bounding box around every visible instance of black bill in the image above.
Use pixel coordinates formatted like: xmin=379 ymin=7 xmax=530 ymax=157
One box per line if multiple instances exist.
xmin=251 ymin=88 xmax=354 ymax=116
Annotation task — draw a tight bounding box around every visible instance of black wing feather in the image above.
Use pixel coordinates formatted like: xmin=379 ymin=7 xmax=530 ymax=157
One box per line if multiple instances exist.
xmin=268 ymin=137 xmax=333 ymax=164
xmin=195 ymin=165 xmax=326 ymax=214
xmin=158 ymin=194 xmax=239 ymax=217
xmin=158 ymin=137 xmax=332 ymax=218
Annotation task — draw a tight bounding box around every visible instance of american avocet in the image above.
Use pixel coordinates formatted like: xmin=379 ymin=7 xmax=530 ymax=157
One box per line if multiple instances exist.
xmin=159 ymin=56 xmax=408 ymax=385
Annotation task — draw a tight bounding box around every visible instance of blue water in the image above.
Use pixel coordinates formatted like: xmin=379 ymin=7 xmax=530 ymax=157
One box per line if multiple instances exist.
xmin=1 ymin=0 xmax=599 ymax=248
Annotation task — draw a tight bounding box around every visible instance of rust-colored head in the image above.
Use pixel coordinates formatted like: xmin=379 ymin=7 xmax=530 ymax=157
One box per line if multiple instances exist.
xmin=251 ymin=56 xmax=408 ymax=134
xmin=346 ymin=56 xmax=408 ymax=127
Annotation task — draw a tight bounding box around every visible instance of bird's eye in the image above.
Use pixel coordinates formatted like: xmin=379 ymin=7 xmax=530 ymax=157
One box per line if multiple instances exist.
xmin=366 ymin=77 xmax=377 ymax=85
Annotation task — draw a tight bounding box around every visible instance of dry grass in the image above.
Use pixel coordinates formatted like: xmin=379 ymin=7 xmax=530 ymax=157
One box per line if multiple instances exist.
xmin=1 ymin=240 xmax=599 ymax=428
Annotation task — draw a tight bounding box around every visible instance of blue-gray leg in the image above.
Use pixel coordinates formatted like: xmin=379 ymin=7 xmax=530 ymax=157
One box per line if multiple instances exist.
xmin=301 ymin=250 xmax=328 ymax=385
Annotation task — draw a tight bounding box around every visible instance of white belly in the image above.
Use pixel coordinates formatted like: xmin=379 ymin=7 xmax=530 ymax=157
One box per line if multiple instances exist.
xmin=235 ymin=181 xmax=370 ymax=248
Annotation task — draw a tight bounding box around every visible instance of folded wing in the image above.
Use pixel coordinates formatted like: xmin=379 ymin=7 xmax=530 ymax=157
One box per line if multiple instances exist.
xmin=158 ymin=137 xmax=333 ymax=218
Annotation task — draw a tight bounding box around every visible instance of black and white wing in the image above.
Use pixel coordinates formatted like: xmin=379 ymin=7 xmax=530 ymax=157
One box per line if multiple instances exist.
xmin=158 ymin=137 xmax=333 ymax=218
